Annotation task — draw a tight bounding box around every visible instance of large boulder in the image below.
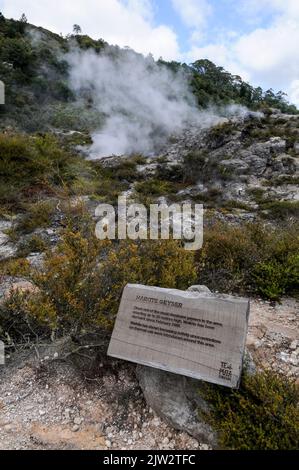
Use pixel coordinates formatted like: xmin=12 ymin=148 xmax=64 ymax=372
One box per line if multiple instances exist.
xmin=136 ymin=365 xmax=219 ymax=448
xmin=136 ymin=351 xmax=256 ymax=449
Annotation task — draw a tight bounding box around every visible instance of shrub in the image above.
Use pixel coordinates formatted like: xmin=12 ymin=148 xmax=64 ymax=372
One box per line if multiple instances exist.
xmin=252 ymin=260 xmax=287 ymax=301
xmin=0 ymin=290 xmax=57 ymax=343
xmin=0 ymin=226 xmax=196 ymax=338
xmin=134 ymin=179 xmax=178 ymax=198
xmin=16 ymin=200 xmax=56 ymax=234
xmin=222 ymin=200 xmax=252 ymax=211
xmin=182 ymin=150 xmax=208 ymax=184
xmin=0 ymin=132 xmax=94 ymax=210
xmin=269 ymin=175 xmax=299 ymax=186
xmin=94 ymin=237 xmax=196 ymax=323
xmin=261 ymin=200 xmax=299 ymax=220
xmin=155 ymin=163 xmax=185 ymax=183
xmin=16 ymin=234 xmax=48 ymax=257
xmin=194 ymin=187 xmax=223 ymax=205
xmin=97 ymin=157 xmax=145 ymax=184
xmin=47 ymin=103 xmax=104 ymax=131
xmin=196 ymin=222 xmax=299 ymax=298
xmin=206 ymin=121 xmax=238 ymax=149
xmin=182 ymin=150 xmax=233 ymax=186
xmin=0 ymin=257 xmax=31 ymax=277
xmin=199 ymin=370 xmax=299 ymax=450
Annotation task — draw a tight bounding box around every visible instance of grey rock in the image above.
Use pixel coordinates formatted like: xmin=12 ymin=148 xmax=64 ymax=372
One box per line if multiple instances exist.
xmin=248 ymin=142 xmax=271 ymax=159
xmin=272 ymin=154 xmax=297 ymax=175
xmin=268 ymin=136 xmax=286 ymax=153
xmin=136 ymin=365 xmax=218 ymax=447
xmin=290 ymin=340 xmax=298 ymax=351
xmin=136 ymin=163 xmax=157 ymax=176
xmin=243 ymin=349 xmax=257 ymax=376
xmin=26 ymin=252 xmax=45 ymax=269
xmin=187 ymin=285 xmax=212 ymax=295
xmin=220 ymin=159 xmax=249 ymax=174
xmin=243 ymin=154 xmax=267 ymax=175
xmin=0 ymin=220 xmax=17 ymax=261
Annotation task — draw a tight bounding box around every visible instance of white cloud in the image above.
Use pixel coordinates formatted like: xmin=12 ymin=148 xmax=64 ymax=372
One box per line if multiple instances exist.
xmin=232 ymin=11 xmax=299 ymax=104
xmin=171 ymin=0 xmax=211 ymax=29
xmin=289 ymin=80 xmax=299 ymax=106
xmin=171 ymin=0 xmax=211 ymax=42
xmin=0 ymin=0 xmax=180 ymax=60
xmin=239 ymin=0 xmax=299 ymax=19
xmin=184 ymin=0 xmax=299 ymax=106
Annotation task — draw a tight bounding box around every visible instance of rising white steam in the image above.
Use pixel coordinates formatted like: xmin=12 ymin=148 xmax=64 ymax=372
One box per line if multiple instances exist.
xmin=67 ymin=49 xmax=201 ymax=158
xmin=67 ymin=48 xmax=260 ymax=158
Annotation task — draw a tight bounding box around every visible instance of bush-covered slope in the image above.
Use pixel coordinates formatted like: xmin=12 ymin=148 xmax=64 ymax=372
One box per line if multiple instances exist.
xmin=0 ymin=13 xmax=298 ymax=133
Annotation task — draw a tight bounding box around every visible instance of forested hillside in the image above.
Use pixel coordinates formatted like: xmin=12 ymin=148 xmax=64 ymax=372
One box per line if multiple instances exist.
xmin=0 ymin=13 xmax=297 ymax=133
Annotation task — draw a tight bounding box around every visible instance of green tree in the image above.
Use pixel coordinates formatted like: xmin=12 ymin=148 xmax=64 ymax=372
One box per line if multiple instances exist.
xmin=73 ymin=24 xmax=82 ymax=35
xmin=20 ymin=13 xmax=27 ymax=23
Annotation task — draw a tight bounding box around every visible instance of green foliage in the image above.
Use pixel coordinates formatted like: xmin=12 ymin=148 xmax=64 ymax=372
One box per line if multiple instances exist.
xmin=189 ymin=59 xmax=298 ymax=113
xmin=261 ymin=200 xmax=299 ymax=220
xmin=0 ymin=16 xmax=74 ymax=130
xmin=0 ymin=290 xmax=57 ymax=342
xmin=0 ymin=223 xmax=196 ymax=338
xmin=190 ymin=188 xmax=224 ymax=207
xmin=15 ymin=200 xmax=55 ymax=234
xmin=0 ymin=132 xmax=94 ymax=210
xmin=199 ymin=370 xmax=299 ymax=450
xmin=16 ymin=234 xmax=48 ymax=257
xmin=46 ymin=104 xmax=103 ymax=131
xmin=222 ymin=200 xmax=252 ymax=211
xmin=249 ymin=187 xmax=268 ymax=204
xmin=182 ymin=149 xmax=232 ymax=186
xmin=252 ymin=255 xmax=299 ymax=300
xmin=197 ymin=222 xmax=299 ymax=299
xmin=90 ymin=159 xmax=141 ymax=204
xmin=206 ymin=121 xmax=238 ymax=149
xmin=104 ymin=157 xmax=145 ymax=183
xmin=155 ymin=163 xmax=184 ymax=183
xmin=182 ymin=150 xmax=207 ymax=184
xmin=252 ymin=261 xmax=288 ymax=301
xmin=0 ymin=257 xmax=31 ymax=277
xmin=74 ymin=34 xmax=106 ymax=52
xmin=268 ymin=175 xmax=299 ymax=186
xmin=135 ymin=179 xmax=178 ymax=198
xmin=242 ymin=115 xmax=299 ymax=148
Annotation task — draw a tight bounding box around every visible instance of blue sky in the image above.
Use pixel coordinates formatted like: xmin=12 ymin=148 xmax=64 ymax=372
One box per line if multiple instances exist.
xmin=1 ymin=0 xmax=299 ymax=105
xmin=156 ymin=0 xmax=276 ymax=53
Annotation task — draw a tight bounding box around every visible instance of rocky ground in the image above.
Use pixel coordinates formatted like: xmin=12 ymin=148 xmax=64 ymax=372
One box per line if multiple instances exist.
xmin=0 ymin=110 xmax=298 ymax=450
xmin=0 ymin=297 xmax=297 ymax=450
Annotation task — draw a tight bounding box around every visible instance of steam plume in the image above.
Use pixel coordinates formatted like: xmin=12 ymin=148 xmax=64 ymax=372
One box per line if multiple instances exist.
xmin=67 ymin=48 xmax=260 ymax=158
